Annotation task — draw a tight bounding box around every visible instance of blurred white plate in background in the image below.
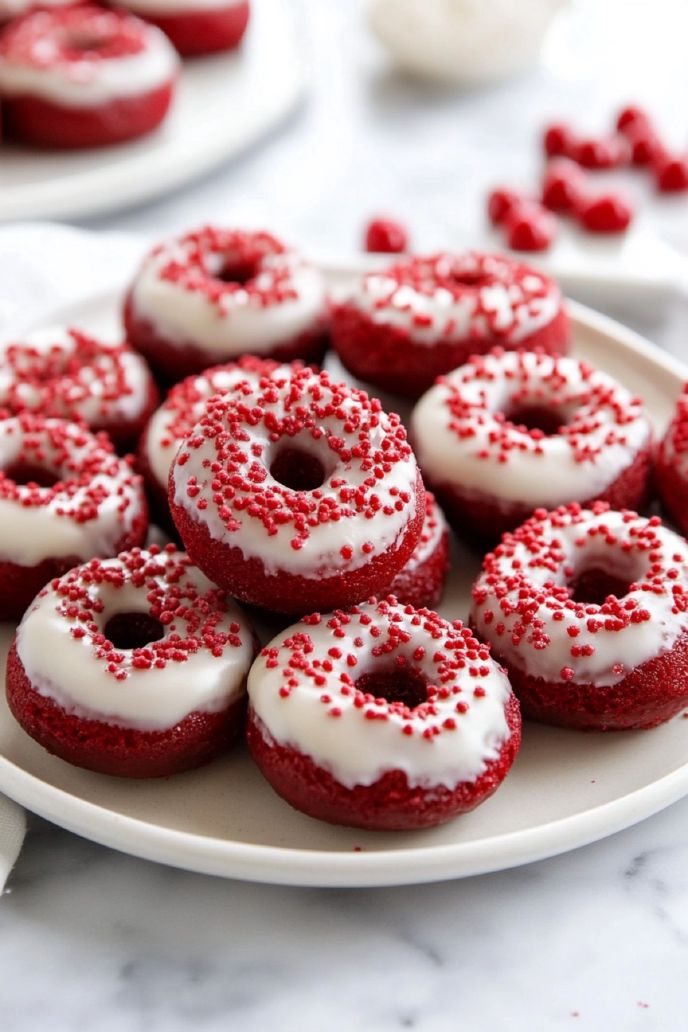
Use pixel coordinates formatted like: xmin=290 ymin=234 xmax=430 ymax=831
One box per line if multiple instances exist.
xmin=0 ymin=0 xmax=304 ymax=222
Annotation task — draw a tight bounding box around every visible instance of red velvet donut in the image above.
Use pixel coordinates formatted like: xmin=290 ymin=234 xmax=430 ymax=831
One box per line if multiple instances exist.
xmin=6 ymin=546 xmax=256 ymax=777
xmin=385 ymin=491 xmax=450 ymax=609
xmin=471 ymin=503 xmax=688 ymax=731
xmin=0 ymin=413 xmax=147 ymax=621
xmin=331 ymin=251 xmax=569 ymax=399
xmin=0 ymin=326 xmax=158 ymax=451
xmin=119 ymin=0 xmax=250 ymax=56
xmin=411 ymin=349 xmax=652 ymax=545
xmin=0 ymin=6 xmax=178 ymax=149
xmin=246 ymin=599 xmax=521 ymax=831
xmin=124 ymin=227 xmax=328 ymax=382
xmin=169 ymin=366 xmax=425 ymax=614
xmin=139 ymin=355 xmax=300 ymax=525
xmin=656 ymin=384 xmax=688 ymax=537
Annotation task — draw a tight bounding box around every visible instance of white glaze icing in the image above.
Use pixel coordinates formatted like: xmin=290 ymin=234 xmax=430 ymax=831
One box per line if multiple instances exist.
xmin=345 ymin=253 xmax=561 ymax=347
xmin=411 ymin=350 xmax=651 ymax=508
xmin=0 ymin=326 xmax=153 ymax=426
xmin=0 ymin=13 xmax=178 ymax=107
xmin=172 ymin=371 xmax=421 ymax=577
xmin=16 ymin=550 xmax=254 ymax=730
xmin=471 ymin=507 xmax=688 ymax=688
xmin=248 ymin=601 xmax=513 ymax=790
xmin=0 ymin=417 xmax=143 ymax=567
xmin=142 ymin=361 xmax=294 ymax=493
xmin=129 ymin=232 xmax=327 ymax=360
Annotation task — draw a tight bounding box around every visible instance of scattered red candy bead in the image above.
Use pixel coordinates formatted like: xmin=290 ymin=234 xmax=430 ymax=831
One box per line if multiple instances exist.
xmin=543 ymin=122 xmax=576 ymax=158
xmin=541 ymin=159 xmax=587 ymax=213
xmin=616 ymin=105 xmax=651 ymax=136
xmin=505 ymin=203 xmax=557 ymax=252
xmin=626 ymin=127 xmax=664 ymax=167
xmin=364 ymin=218 xmax=408 ymax=254
xmin=573 ymin=135 xmax=628 ymax=170
xmin=487 ymin=187 xmax=526 ymax=226
xmin=576 ymin=192 xmax=633 ymax=233
xmin=653 ymin=154 xmax=688 ymax=193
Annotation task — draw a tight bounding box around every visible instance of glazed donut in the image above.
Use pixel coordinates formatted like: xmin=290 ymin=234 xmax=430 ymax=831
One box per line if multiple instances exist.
xmin=0 ymin=326 xmax=159 ymax=451
xmin=124 ymin=227 xmax=328 ymax=382
xmin=386 ymin=491 xmax=450 ymax=609
xmin=471 ymin=503 xmax=688 ymax=731
xmin=0 ymin=6 xmax=178 ymax=149
xmin=6 ymin=546 xmax=256 ymax=777
xmin=246 ymin=599 xmax=521 ymax=830
xmin=0 ymin=414 xmax=147 ymax=621
xmin=656 ymin=385 xmax=688 ymax=536
xmin=169 ymin=367 xmax=425 ymax=614
xmin=331 ymin=251 xmax=569 ymax=399
xmin=139 ymin=355 xmax=299 ymax=521
xmin=119 ymin=0 xmax=250 ymax=57
xmin=411 ymin=349 xmax=652 ymax=544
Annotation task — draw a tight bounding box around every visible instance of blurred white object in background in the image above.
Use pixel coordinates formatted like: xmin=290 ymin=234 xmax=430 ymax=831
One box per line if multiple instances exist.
xmin=367 ymin=0 xmax=567 ymax=85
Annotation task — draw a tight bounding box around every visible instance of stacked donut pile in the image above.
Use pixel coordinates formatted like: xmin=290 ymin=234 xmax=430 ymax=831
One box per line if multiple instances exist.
xmin=0 ymin=0 xmax=250 ymax=148
xmin=5 ymin=224 xmax=688 ymax=834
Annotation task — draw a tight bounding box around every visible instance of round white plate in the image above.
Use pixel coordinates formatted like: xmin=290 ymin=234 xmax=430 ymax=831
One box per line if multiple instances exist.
xmin=0 ymin=275 xmax=687 ymax=887
xmin=0 ymin=0 xmax=303 ymax=222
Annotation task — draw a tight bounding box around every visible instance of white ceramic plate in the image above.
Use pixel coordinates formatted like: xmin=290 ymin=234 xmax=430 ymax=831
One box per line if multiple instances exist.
xmin=0 ymin=275 xmax=687 ymax=887
xmin=0 ymin=0 xmax=303 ymax=222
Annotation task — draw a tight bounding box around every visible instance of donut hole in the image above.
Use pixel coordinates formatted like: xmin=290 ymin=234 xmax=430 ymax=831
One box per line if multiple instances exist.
xmin=506 ymin=405 xmax=567 ymax=436
xmin=355 ymin=667 xmax=428 ymax=710
xmin=215 ymin=257 xmax=259 ymax=286
xmin=269 ymin=444 xmax=330 ymax=492
xmin=568 ymin=567 xmax=633 ymax=605
xmin=66 ymin=30 xmax=112 ymax=54
xmin=104 ymin=612 xmax=165 ymax=651
xmin=447 ymin=269 xmax=491 ymax=288
xmin=2 ymin=462 xmax=60 ymax=488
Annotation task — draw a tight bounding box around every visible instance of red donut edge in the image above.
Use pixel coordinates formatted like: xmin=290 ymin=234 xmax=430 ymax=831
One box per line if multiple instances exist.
xmin=245 ymin=692 xmax=522 ymax=831
xmin=5 ymin=638 xmax=248 ymax=777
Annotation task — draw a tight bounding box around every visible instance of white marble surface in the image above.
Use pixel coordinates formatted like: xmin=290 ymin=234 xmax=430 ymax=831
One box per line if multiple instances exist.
xmin=5 ymin=0 xmax=688 ymax=1028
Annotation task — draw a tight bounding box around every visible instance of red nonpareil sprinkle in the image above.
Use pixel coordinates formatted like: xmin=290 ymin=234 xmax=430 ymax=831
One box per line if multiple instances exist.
xmin=505 ymin=204 xmax=557 ymax=252
xmin=265 ymin=598 xmax=501 ymax=740
xmin=576 ymin=193 xmax=634 ymax=233
xmin=0 ymin=6 xmax=152 ymax=66
xmin=53 ymin=546 xmax=248 ymax=680
xmin=0 ymin=329 xmax=147 ymax=424
xmin=0 ymin=412 xmax=142 ymax=525
xmin=543 ymin=122 xmax=577 ymax=158
xmin=487 ymin=188 xmax=527 ymax=226
xmin=149 ymin=227 xmax=297 ymax=308
xmin=173 ymin=367 xmax=416 ymax=551
xmin=653 ymin=154 xmax=688 ymax=193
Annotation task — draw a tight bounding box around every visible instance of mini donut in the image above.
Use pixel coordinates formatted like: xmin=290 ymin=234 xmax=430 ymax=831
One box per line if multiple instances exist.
xmin=6 ymin=545 xmax=256 ymax=777
xmin=246 ymin=599 xmax=521 ymax=830
xmin=139 ymin=355 xmax=299 ymax=522
xmin=0 ymin=326 xmax=159 ymax=451
xmin=470 ymin=503 xmax=688 ymax=731
xmin=411 ymin=349 xmax=652 ymax=545
xmin=119 ymin=0 xmax=250 ymax=57
xmin=656 ymin=385 xmax=688 ymax=536
xmin=0 ymin=6 xmax=179 ymax=149
xmin=331 ymin=251 xmax=569 ymax=399
xmin=169 ymin=367 xmax=425 ymax=614
xmin=124 ymin=227 xmax=328 ymax=382
xmin=386 ymin=491 xmax=450 ymax=609
xmin=0 ymin=413 xmax=148 ymax=621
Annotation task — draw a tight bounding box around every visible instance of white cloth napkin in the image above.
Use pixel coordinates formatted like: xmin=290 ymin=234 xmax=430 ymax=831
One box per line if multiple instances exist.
xmin=0 ymin=222 xmax=146 ymax=892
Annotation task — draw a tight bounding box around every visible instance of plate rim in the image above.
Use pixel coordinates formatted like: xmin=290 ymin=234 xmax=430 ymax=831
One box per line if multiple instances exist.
xmin=2 ymin=288 xmax=688 ymax=887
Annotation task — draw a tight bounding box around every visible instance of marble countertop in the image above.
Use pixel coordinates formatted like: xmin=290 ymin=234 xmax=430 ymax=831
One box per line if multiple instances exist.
xmin=4 ymin=1 xmax=688 ymax=1028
